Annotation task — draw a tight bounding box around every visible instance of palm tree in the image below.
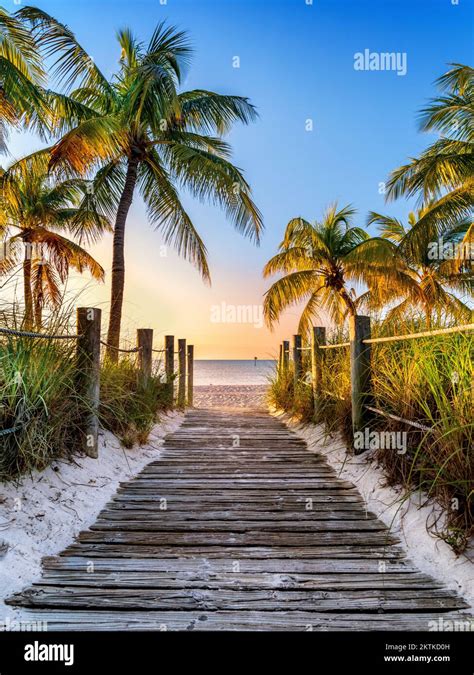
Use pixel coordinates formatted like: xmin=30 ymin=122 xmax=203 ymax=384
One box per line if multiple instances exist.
xmin=386 ymin=64 xmax=474 ymax=253
xmin=19 ymin=9 xmax=263 ymax=359
xmin=366 ymin=210 xmax=473 ymax=327
xmin=262 ymin=204 xmax=392 ymax=335
xmin=0 ymin=155 xmax=110 ymax=328
xmin=0 ymin=6 xmax=49 ymax=151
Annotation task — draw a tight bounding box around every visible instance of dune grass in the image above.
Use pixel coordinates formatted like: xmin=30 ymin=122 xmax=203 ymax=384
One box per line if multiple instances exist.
xmin=268 ymin=321 xmax=473 ymax=552
xmin=0 ymin=308 xmax=173 ymax=481
xmin=99 ymin=358 xmax=172 ymax=448
xmin=0 ymin=324 xmax=83 ymax=481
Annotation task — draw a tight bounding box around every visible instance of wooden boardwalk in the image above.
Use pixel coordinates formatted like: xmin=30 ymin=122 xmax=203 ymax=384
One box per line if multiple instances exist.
xmin=8 ymin=407 xmax=470 ymax=630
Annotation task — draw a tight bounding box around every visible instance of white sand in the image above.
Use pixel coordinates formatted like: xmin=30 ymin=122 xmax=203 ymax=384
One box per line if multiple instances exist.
xmin=194 ymin=384 xmax=267 ymax=409
xmin=1 ymin=383 xmax=471 ymax=624
xmin=273 ymin=410 xmax=474 ymax=611
xmin=0 ymin=411 xmax=183 ymax=621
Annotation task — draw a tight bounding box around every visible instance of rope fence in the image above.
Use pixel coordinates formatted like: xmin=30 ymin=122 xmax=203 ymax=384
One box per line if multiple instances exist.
xmin=319 ymin=341 xmax=350 ymax=350
xmin=0 ymin=423 xmax=24 ymax=437
xmin=364 ymin=405 xmax=433 ymax=433
xmin=363 ymin=322 xmax=474 ymax=345
xmin=0 ymin=326 xmax=80 ymax=340
xmin=100 ymin=340 xmax=142 ymax=354
xmin=277 ymin=317 xmax=473 ymax=454
xmin=0 ymin=308 xmax=196 ymax=460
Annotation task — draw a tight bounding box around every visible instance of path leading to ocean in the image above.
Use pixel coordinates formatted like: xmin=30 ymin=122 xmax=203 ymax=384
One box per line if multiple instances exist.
xmin=7 ymin=396 xmax=469 ymax=630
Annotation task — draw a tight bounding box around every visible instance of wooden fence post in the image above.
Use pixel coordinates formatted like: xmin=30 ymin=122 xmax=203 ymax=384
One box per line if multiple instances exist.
xmin=293 ymin=334 xmax=303 ymax=388
xmin=137 ymin=329 xmax=153 ymax=379
xmin=311 ymin=326 xmax=326 ymax=418
xmin=187 ymin=345 xmax=194 ymax=407
xmin=282 ymin=340 xmax=290 ymax=372
xmin=178 ymin=338 xmax=186 ymax=407
xmin=77 ymin=307 xmax=101 ymax=459
xmin=349 ymin=314 xmax=373 ymax=449
xmin=278 ymin=344 xmax=283 ymax=378
xmin=165 ymin=335 xmax=175 ymax=402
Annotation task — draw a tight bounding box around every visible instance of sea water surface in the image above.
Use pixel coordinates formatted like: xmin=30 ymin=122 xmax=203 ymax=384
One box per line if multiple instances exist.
xmin=194 ymin=360 xmax=276 ymax=386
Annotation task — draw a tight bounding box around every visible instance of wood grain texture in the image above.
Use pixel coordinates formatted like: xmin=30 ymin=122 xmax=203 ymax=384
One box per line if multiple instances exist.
xmin=8 ymin=407 xmax=470 ymax=631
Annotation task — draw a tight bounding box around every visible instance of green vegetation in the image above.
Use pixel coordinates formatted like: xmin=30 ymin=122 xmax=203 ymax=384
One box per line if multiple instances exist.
xmin=0 ymin=5 xmax=260 ymax=480
xmin=0 ymin=306 xmax=173 ymax=479
xmin=99 ymin=358 xmax=172 ymax=448
xmin=0 ymin=307 xmax=82 ymax=480
xmin=268 ymin=321 xmax=473 ymax=552
xmin=265 ymin=65 xmax=473 ymax=552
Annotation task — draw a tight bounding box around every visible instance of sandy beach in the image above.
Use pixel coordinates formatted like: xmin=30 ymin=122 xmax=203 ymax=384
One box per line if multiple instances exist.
xmin=193 ymin=384 xmax=268 ymax=409
xmin=0 ymin=412 xmax=184 ymax=621
xmin=2 ymin=384 xmax=472 ymax=624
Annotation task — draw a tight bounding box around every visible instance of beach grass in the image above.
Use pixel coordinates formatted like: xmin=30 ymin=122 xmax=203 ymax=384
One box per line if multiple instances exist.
xmin=0 ymin=307 xmax=172 ymax=481
xmin=268 ymin=321 xmax=473 ymax=551
xmin=99 ymin=357 xmax=172 ymax=448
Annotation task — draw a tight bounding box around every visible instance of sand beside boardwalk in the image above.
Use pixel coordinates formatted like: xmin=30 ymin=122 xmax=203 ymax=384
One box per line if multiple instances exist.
xmin=1 ymin=384 xmax=471 ymax=624
xmin=194 ymin=385 xmax=268 ymax=409
xmin=0 ymin=412 xmax=184 ymax=622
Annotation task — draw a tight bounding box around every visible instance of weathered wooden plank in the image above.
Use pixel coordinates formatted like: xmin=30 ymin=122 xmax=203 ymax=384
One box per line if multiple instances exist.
xmin=37 ymin=571 xmax=443 ymax=591
xmin=118 ymin=480 xmax=356 ymax=489
xmin=145 ymin=459 xmax=323 ymax=464
xmin=139 ymin=467 xmax=337 ymax=475
xmin=16 ymin=610 xmax=473 ymax=632
xmin=41 ymin=556 xmax=420 ymax=574
xmin=9 ymin=586 xmax=466 ymax=611
xmin=135 ymin=472 xmax=338 ymax=479
xmin=77 ymin=531 xmax=399 ymax=546
xmin=89 ymin=519 xmax=386 ymax=532
xmin=8 ymin=405 xmax=468 ymax=629
xmin=98 ymin=508 xmax=378 ymax=520
xmin=112 ymin=493 xmax=364 ymax=504
xmin=60 ymin=544 xmax=406 ymax=559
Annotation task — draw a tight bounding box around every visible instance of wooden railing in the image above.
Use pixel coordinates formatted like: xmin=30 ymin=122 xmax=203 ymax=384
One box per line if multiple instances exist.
xmin=0 ymin=307 xmax=195 ymax=460
xmin=277 ymin=316 xmax=474 ymax=453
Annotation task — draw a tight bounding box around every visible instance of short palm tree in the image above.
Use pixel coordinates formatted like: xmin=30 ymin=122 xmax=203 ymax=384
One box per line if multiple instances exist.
xmin=366 ymin=210 xmax=473 ymax=327
xmin=386 ymin=64 xmax=474 ymax=253
xmin=263 ymin=204 xmax=390 ymax=334
xmin=0 ymin=156 xmax=110 ymax=328
xmin=19 ymin=9 xmax=263 ymax=358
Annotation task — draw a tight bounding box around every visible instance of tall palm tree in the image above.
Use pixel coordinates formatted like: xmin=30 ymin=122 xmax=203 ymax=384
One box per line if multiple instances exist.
xmin=19 ymin=9 xmax=263 ymax=359
xmin=0 ymin=155 xmax=110 ymax=328
xmin=262 ymin=204 xmax=393 ymax=335
xmin=366 ymin=210 xmax=473 ymax=327
xmin=386 ymin=64 xmax=474 ymax=253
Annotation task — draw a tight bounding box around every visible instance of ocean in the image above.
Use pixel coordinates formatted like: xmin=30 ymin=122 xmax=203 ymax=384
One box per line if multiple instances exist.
xmin=193 ymin=360 xmax=276 ymax=386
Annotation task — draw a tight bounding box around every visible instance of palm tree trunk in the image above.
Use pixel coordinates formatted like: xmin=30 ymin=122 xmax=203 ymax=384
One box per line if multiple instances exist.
xmin=34 ymin=299 xmax=42 ymax=331
xmin=425 ymin=306 xmax=432 ymax=330
xmin=339 ymin=288 xmax=357 ymax=318
xmin=23 ymin=253 xmax=33 ymax=330
xmin=106 ymin=156 xmax=140 ymax=362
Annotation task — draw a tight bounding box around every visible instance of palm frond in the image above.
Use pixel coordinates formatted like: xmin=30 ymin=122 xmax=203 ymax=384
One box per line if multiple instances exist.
xmin=177 ymin=90 xmax=258 ymax=135
xmin=263 ymin=270 xmax=318 ymax=328
xmin=17 ymin=6 xmax=114 ymax=95
xmin=139 ymin=152 xmax=210 ymax=281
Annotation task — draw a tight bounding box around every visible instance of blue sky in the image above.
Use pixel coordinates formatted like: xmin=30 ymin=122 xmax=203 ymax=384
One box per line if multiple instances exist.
xmin=5 ymin=0 xmax=474 ymax=357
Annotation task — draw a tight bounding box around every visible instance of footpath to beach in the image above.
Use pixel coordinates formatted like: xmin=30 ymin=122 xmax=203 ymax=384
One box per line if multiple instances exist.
xmin=6 ymin=387 xmax=471 ymax=631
